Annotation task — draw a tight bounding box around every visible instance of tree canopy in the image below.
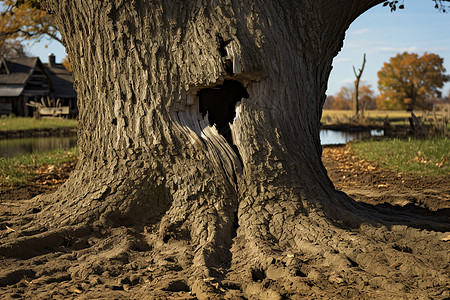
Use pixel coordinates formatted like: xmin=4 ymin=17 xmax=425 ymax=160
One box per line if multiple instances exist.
xmin=0 ymin=0 xmax=60 ymax=58
xmin=383 ymin=0 xmax=450 ymax=12
xmin=0 ymin=38 xmax=27 ymax=57
xmin=377 ymin=52 xmax=449 ymax=110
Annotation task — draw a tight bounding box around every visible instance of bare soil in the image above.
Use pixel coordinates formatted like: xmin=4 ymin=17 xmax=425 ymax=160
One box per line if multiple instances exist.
xmin=323 ymin=145 xmax=450 ymax=213
xmin=0 ymin=145 xmax=448 ymax=299
xmin=0 ymin=162 xmax=75 ymax=202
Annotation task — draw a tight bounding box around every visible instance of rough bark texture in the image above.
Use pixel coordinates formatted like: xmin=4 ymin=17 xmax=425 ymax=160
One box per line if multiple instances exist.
xmin=1 ymin=1 xmax=449 ymax=299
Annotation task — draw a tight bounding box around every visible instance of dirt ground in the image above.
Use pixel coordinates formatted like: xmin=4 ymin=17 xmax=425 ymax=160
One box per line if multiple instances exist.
xmin=322 ymin=145 xmax=450 ymax=213
xmin=0 ymin=145 xmax=449 ymax=299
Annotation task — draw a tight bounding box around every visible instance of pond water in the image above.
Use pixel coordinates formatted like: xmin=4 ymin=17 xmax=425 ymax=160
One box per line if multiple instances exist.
xmin=0 ymin=129 xmax=383 ymax=157
xmin=0 ymin=136 xmax=77 ymax=158
xmin=320 ymin=129 xmax=384 ymax=145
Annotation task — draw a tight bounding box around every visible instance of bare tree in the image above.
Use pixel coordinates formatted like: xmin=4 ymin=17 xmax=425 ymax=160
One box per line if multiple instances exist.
xmin=353 ymin=53 xmax=366 ymax=117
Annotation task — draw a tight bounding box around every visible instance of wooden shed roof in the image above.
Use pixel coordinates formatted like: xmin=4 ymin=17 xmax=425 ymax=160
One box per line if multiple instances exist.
xmin=0 ymin=56 xmax=76 ymax=99
xmin=0 ymin=57 xmax=40 ymax=85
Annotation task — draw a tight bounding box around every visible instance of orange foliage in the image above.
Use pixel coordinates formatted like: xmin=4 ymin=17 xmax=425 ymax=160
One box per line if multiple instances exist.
xmin=325 ymin=85 xmax=376 ymax=110
xmin=62 ymin=56 xmax=72 ymax=72
xmin=0 ymin=39 xmax=27 ymax=58
xmin=323 ymin=95 xmax=335 ymax=110
xmin=0 ymin=0 xmax=60 ymax=48
xmin=359 ymin=85 xmax=377 ymax=110
xmin=377 ymin=52 xmax=449 ymax=111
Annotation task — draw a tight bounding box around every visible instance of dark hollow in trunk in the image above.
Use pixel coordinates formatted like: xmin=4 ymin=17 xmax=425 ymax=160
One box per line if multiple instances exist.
xmin=198 ymin=79 xmax=249 ymax=145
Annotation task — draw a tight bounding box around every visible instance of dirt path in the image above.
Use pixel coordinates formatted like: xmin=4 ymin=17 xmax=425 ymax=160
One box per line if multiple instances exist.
xmin=0 ymin=145 xmax=449 ymax=299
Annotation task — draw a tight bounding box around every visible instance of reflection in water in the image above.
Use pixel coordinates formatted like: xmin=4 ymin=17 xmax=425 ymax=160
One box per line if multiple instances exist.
xmin=0 ymin=136 xmax=77 ymax=158
xmin=320 ymin=129 xmax=383 ymax=145
xmin=0 ymin=129 xmax=382 ymax=157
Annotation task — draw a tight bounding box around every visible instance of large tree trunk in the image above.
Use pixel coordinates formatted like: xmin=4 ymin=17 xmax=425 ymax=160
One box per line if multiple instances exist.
xmin=1 ymin=1 xmax=449 ymax=298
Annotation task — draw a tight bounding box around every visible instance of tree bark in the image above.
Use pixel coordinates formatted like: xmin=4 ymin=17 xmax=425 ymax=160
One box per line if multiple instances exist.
xmin=2 ymin=1 xmax=449 ymax=298
xmin=37 ymin=0 xmax=382 ymax=225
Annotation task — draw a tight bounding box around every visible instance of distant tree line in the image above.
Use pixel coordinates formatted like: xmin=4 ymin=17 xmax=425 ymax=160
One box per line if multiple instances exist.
xmin=324 ymin=84 xmax=377 ymax=111
xmin=325 ymin=52 xmax=450 ymax=111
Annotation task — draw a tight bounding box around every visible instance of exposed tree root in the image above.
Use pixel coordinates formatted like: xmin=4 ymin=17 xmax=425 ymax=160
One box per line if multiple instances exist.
xmin=0 ymin=144 xmax=448 ymax=299
xmin=1 ymin=186 xmax=449 ymax=299
xmin=227 ymin=193 xmax=449 ymax=299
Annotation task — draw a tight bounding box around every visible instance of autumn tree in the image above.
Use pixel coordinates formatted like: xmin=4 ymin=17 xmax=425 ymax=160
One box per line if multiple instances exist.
xmin=326 ymin=84 xmax=376 ymax=110
xmin=323 ymin=95 xmax=336 ymax=110
xmin=0 ymin=38 xmax=27 ymax=57
xmin=0 ymin=0 xmax=66 ymax=63
xmin=377 ymin=52 xmax=450 ymax=111
xmin=0 ymin=0 xmax=60 ymax=43
xmin=61 ymin=55 xmax=71 ymax=72
xmin=359 ymin=84 xmax=377 ymax=110
xmin=333 ymin=85 xmax=354 ymax=110
xmin=0 ymin=1 xmax=448 ymax=299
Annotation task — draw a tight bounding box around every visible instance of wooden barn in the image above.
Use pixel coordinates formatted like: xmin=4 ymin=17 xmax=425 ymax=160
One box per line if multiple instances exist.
xmin=0 ymin=54 xmax=77 ymax=117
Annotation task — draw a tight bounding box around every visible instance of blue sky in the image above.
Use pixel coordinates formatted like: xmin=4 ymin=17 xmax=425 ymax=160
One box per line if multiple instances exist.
xmin=328 ymin=0 xmax=450 ymax=97
xmin=24 ymin=0 xmax=450 ymax=98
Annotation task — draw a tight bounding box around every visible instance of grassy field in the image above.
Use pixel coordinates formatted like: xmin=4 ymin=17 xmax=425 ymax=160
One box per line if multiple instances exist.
xmin=0 ymin=147 xmax=78 ymax=186
xmin=1 ymin=137 xmax=448 ymax=187
xmin=0 ymin=116 xmax=77 ymax=131
xmin=322 ymin=110 xmax=423 ymax=125
xmin=351 ymin=137 xmax=449 ymax=176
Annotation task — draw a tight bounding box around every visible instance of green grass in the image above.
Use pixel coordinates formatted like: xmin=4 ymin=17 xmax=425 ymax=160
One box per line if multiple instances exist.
xmin=351 ymin=137 xmax=450 ymax=176
xmin=0 ymin=147 xmax=78 ymax=186
xmin=0 ymin=116 xmax=77 ymax=131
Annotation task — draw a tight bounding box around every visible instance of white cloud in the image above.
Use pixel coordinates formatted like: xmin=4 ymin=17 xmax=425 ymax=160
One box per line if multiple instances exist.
xmin=350 ymin=28 xmax=370 ymax=35
xmin=429 ymin=46 xmax=450 ymax=52
xmin=337 ymin=79 xmax=368 ymax=86
xmin=334 ymin=57 xmax=352 ymax=63
xmin=339 ymin=78 xmax=354 ymax=85
xmin=375 ymin=46 xmax=419 ymax=53
xmin=344 ymin=40 xmax=386 ymax=50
